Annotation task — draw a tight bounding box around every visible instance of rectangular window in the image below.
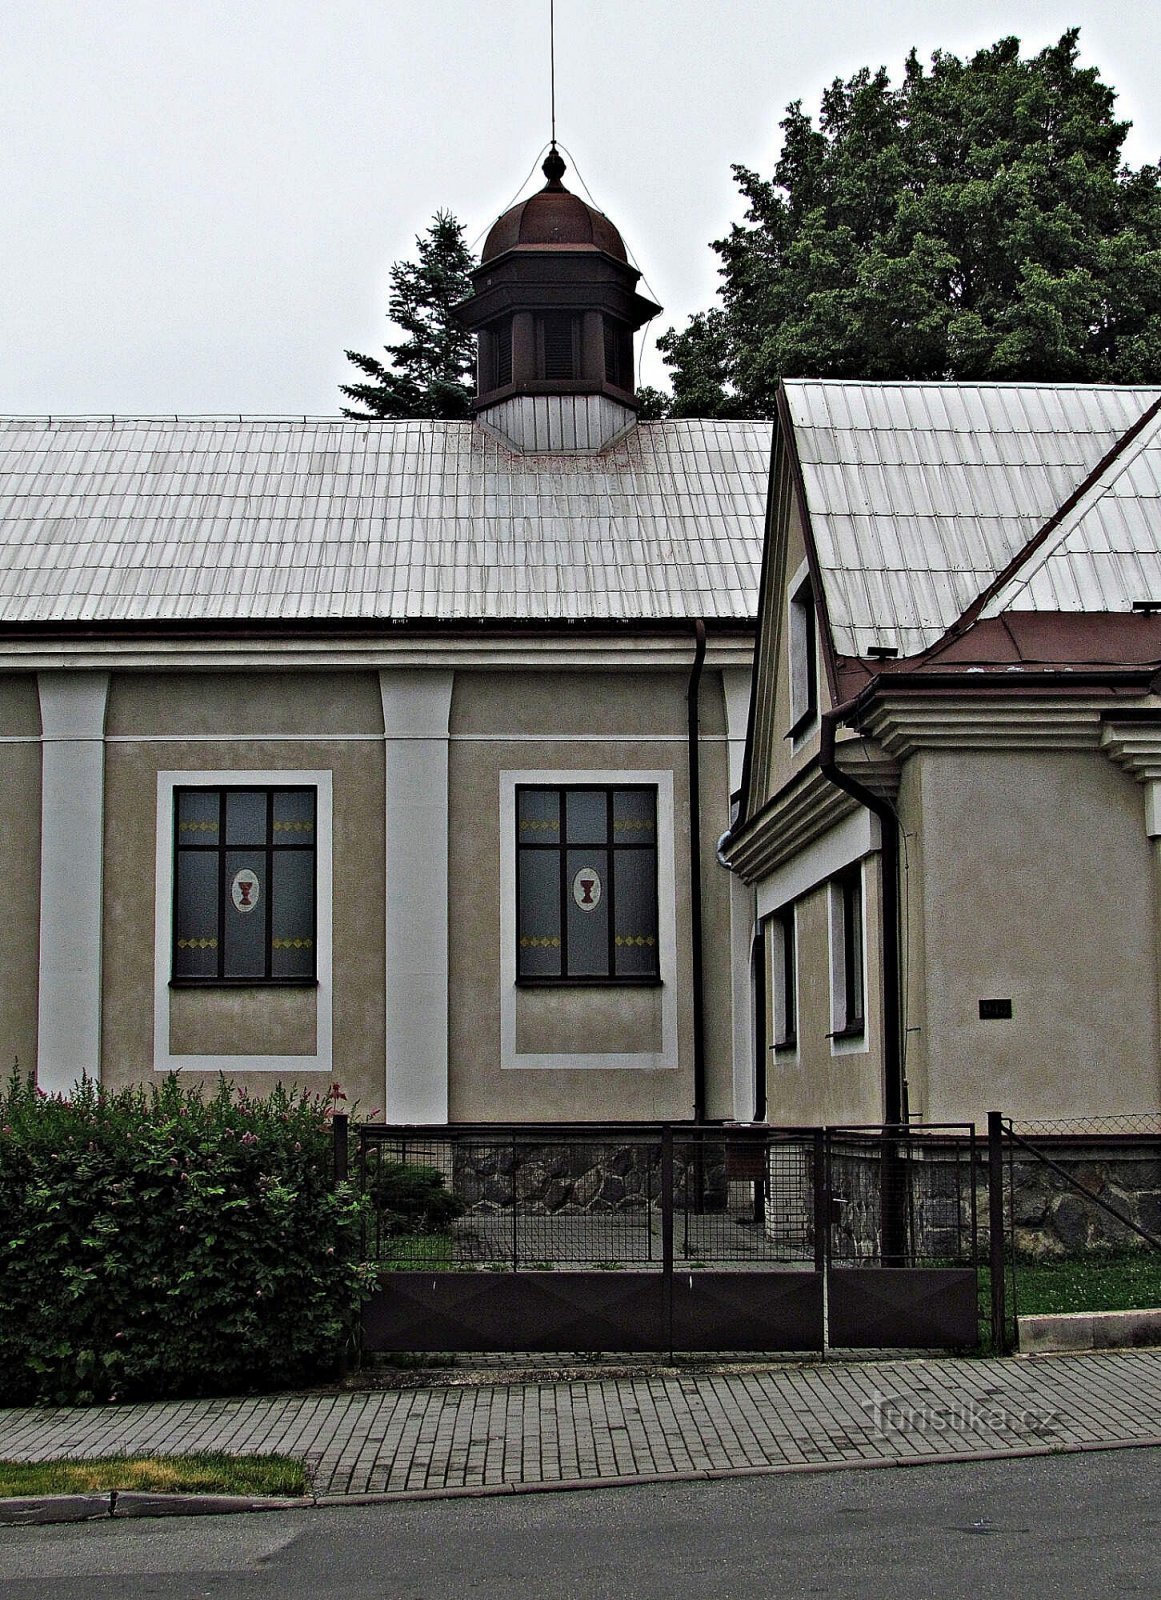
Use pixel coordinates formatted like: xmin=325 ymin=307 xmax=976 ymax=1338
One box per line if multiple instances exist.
xmin=172 ymin=787 xmax=316 ymax=984
xmin=789 ymin=576 xmax=818 ymax=739
xmin=771 ymin=905 xmax=797 ymax=1051
xmin=830 ymin=865 xmax=865 ymax=1038
xmin=516 ymin=785 xmax=658 ymax=982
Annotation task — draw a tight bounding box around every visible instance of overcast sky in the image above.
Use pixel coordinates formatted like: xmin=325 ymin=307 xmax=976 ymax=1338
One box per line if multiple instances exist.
xmin=4 ymin=0 xmax=1161 ymax=416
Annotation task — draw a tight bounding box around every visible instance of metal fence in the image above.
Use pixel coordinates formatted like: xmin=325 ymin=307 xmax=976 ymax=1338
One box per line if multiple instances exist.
xmin=347 ymin=1121 xmax=977 ymax=1273
xmin=343 ymin=1121 xmax=982 ymax=1354
xmin=826 ymin=1126 xmax=978 ymax=1267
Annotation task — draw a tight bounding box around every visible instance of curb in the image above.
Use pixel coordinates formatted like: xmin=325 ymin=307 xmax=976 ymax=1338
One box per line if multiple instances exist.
xmin=0 ymin=1490 xmax=311 ymax=1526
xmin=7 ymin=1435 xmax=1161 ymax=1524
xmin=1018 ymin=1308 xmax=1161 ymax=1355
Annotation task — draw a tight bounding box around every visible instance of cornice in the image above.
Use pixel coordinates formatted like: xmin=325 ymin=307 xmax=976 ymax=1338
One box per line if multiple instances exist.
xmin=725 ymin=763 xmax=856 ymax=885
xmin=0 ymin=635 xmax=755 ymax=674
xmin=861 ymin=693 xmax=1159 ymax=755
xmin=1101 ymin=721 xmax=1161 ymax=782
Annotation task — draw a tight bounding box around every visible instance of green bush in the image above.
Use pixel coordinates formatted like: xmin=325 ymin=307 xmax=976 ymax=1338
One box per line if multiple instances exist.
xmin=0 ymin=1073 xmax=370 ymax=1406
xmin=367 ymin=1159 xmax=464 ymax=1237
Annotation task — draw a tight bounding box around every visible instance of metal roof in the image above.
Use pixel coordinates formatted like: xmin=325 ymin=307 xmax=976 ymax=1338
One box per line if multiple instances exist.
xmin=783 ymin=381 xmax=1161 ymax=656
xmin=0 ymin=416 xmax=770 ymax=627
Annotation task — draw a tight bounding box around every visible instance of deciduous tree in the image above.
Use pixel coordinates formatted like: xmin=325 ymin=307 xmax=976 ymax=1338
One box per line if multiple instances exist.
xmin=659 ymin=32 xmax=1161 ymax=416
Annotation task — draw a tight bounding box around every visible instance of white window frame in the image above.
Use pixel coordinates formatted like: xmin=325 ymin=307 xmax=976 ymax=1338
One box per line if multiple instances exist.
xmin=499 ymin=768 xmax=677 ymax=1070
xmin=153 ymin=769 xmax=333 ymax=1073
xmin=828 ymin=861 xmax=868 ymax=1058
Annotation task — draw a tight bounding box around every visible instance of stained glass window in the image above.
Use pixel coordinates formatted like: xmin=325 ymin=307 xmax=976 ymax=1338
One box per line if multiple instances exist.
xmin=517 ymin=785 xmax=658 ymax=982
xmin=173 ymin=787 xmax=316 ymax=983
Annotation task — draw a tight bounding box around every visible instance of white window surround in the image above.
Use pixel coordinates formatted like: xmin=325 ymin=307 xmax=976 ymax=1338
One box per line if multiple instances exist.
xmin=499 ymin=768 xmax=677 ymax=1070
xmin=153 ymin=769 xmax=333 ymax=1073
xmin=788 ymin=558 xmax=819 ymax=750
xmin=769 ymin=905 xmax=799 ymax=1062
xmin=828 ymin=863 xmax=869 ymax=1059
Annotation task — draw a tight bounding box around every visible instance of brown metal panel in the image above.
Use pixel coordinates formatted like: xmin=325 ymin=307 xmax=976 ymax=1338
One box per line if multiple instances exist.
xmin=828 ymin=1268 xmax=978 ymax=1349
xmin=363 ymin=1272 xmax=665 ymax=1353
xmin=671 ymin=1271 xmax=823 ymax=1352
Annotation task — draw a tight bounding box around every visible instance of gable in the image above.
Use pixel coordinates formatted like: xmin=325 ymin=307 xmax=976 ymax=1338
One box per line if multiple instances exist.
xmin=782 ymin=381 xmax=1161 ymax=656
xmin=742 ymin=428 xmax=825 ymax=816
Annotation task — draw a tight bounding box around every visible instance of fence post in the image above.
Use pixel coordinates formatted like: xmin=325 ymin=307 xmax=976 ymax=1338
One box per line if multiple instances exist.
xmin=812 ymin=1128 xmax=827 ymax=1274
xmin=814 ymin=1128 xmax=829 ymax=1358
xmin=661 ymin=1125 xmax=674 ymax=1357
xmin=987 ymin=1110 xmax=1008 ymax=1354
xmin=332 ymin=1113 xmax=349 ymax=1185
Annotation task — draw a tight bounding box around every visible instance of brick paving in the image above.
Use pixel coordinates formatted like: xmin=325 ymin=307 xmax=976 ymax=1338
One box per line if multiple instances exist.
xmin=2 ymin=1352 xmax=1161 ymax=1499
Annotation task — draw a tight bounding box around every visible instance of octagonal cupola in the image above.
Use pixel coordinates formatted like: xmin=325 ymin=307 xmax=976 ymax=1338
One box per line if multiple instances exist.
xmin=455 ymin=148 xmax=661 ymax=451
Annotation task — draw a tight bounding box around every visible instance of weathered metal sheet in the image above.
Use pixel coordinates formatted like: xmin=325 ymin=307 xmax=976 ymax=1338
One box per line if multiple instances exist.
xmin=784 ymin=381 xmax=1161 ymax=656
xmin=362 ymin=1269 xmax=824 ymax=1353
xmin=828 ymin=1268 xmax=978 ymax=1348
xmin=362 ymin=1272 xmax=666 ymax=1353
xmin=0 ymin=416 xmax=770 ymax=626
xmin=671 ymin=1271 xmax=823 ymax=1352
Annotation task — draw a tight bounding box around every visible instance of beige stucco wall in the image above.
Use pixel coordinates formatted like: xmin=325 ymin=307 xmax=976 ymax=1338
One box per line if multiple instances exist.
xmin=906 ymin=747 xmax=1161 ymax=1126
xmin=0 ymin=677 xmax=42 ymax=1075
xmin=760 ymin=856 xmax=885 ymax=1127
xmin=100 ymin=671 xmax=387 ymax=1111
xmin=446 ymin=668 xmax=736 ymax=1122
xmin=10 ymin=658 xmax=743 ymax=1124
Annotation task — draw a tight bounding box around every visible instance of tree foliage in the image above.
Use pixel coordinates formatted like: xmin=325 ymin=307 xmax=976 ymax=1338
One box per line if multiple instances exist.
xmin=342 ymin=210 xmax=477 ymax=419
xmin=659 ymin=31 xmax=1161 ymax=416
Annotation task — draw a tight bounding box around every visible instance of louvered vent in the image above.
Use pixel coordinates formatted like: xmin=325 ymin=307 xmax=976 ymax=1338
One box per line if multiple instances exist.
xmin=541 ymin=313 xmax=578 ymax=379
xmin=603 ymin=321 xmax=632 ymax=390
xmin=495 ymin=321 xmax=512 ymax=388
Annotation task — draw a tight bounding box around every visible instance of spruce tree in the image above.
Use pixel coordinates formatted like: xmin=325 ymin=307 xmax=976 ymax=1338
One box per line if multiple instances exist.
xmin=342 ymin=211 xmax=477 ymax=419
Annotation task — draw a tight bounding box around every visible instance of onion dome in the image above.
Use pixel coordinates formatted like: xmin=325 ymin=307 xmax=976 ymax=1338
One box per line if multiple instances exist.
xmin=454 ymin=147 xmax=661 ymax=444
xmin=482 ymin=150 xmax=628 ymax=263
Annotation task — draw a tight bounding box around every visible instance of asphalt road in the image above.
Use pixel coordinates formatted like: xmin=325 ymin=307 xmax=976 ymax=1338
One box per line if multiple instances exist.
xmin=3 ymin=1448 xmax=1161 ymax=1600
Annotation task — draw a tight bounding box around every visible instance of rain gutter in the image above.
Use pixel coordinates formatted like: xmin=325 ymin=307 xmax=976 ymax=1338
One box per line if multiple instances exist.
xmin=688 ymin=620 xmax=707 ymax=1123
xmin=818 ymin=698 xmax=905 ymax=1126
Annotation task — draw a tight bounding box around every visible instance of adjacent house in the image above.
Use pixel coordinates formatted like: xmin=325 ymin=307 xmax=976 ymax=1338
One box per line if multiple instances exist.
xmin=724 ymin=379 xmax=1161 ymax=1129
xmin=0 ymin=153 xmax=769 ymax=1124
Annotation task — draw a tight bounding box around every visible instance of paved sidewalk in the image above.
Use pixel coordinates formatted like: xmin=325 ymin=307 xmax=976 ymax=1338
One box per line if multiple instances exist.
xmin=3 ymin=1351 xmax=1161 ymax=1500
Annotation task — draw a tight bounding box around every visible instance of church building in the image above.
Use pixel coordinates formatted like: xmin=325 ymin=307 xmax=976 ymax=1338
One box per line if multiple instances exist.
xmin=0 ymin=152 xmax=770 ymax=1125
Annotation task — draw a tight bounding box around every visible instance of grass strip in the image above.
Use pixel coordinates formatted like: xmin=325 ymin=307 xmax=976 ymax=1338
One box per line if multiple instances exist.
xmin=1012 ymin=1254 xmax=1161 ymax=1317
xmin=0 ymin=1452 xmax=308 ymax=1499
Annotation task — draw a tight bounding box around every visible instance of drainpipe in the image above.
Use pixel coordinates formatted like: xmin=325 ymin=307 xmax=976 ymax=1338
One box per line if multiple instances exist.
xmin=688 ymin=620 xmax=707 ymax=1124
xmin=818 ymin=702 xmax=905 ymax=1126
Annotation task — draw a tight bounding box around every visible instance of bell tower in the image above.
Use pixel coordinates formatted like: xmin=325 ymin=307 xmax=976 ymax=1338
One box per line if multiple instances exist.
xmin=455 ymin=149 xmax=661 ymax=452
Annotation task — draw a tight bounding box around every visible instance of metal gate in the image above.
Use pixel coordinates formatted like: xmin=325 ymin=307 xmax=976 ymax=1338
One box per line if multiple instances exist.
xmin=350 ymin=1122 xmax=979 ymax=1354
